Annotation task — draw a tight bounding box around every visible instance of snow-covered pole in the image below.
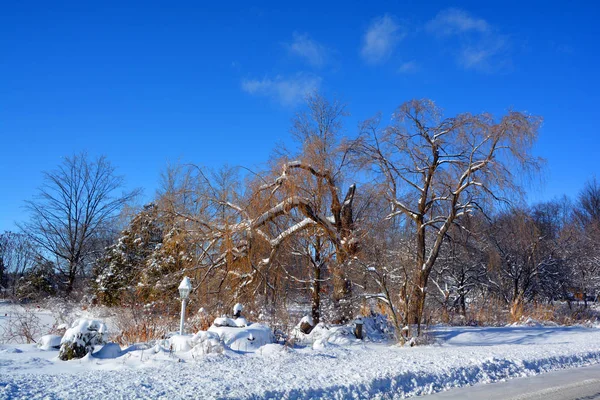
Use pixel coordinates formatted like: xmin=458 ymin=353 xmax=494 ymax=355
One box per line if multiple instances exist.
xmin=178 ymin=277 xmax=192 ymax=335
xmin=179 ymin=298 xmax=187 ymax=335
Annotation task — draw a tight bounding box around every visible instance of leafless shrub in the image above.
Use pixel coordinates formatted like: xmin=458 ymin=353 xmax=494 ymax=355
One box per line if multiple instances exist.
xmin=0 ymin=306 xmax=42 ymax=344
xmin=110 ymin=304 xmax=177 ymax=346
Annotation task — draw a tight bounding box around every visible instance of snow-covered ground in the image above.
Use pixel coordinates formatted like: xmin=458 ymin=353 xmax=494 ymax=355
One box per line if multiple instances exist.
xmin=2 ymin=302 xmax=600 ymax=399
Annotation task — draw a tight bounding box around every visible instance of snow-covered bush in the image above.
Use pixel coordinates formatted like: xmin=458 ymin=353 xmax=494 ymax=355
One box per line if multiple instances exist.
xmin=58 ymin=319 xmax=108 ymax=360
xmin=208 ymin=322 xmax=273 ymax=352
xmin=190 ymin=331 xmax=225 ymax=355
xmin=202 ymin=309 xmax=273 ymax=353
xmin=361 ymin=314 xmax=396 ymax=341
xmin=305 ymin=323 xmax=358 ymax=349
xmin=292 ymin=314 xmax=396 ymax=347
xmin=169 ymin=334 xmax=193 ymax=352
xmin=213 ymin=317 xmax=248 ymax=328
xmin=186 ymin=307 xmax=213 ymax=332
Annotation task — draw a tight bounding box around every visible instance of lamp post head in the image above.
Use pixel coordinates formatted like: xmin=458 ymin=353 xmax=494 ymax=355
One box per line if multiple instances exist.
xmin=178 ymin=276 xmax=192 ymax=300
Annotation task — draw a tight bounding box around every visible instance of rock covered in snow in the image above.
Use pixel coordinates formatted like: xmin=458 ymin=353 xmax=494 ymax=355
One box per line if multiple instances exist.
xmin=37 ymin=335 xmax=62 ymax=350
xmin=58 ymin=319 xmax=108 ymax=361
xmin=299 ymin=315 xmax=315 ymax=334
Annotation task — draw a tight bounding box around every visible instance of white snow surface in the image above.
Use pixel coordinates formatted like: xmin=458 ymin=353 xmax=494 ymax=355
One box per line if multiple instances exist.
xmin=2 ymin=325 xmax=600 ymax=399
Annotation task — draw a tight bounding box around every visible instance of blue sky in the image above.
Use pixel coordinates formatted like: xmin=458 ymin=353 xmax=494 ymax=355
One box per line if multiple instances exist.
xmin=1 ymin=1 xmax=599 ymax=232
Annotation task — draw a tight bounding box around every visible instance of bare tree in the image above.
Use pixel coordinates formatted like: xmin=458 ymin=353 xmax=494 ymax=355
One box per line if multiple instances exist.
xmin=431 ymin=215 xmax=488 ymax=322
xmin=570 ymin=179 xmax=600 ymax=306
xmin=254 ymin=94 xmax=358 ymax=323
xmin=485 ymin=209 xmax=553 ymax=320
xmin=0 ymin=232 xmax=38 ymax=297
xmin=530 ymin=198 xmax=574 ymax=304
xmin=159 ymin=95 xmax=359 ymax=323
xmin=576 ymin=177 xmax=600 ymax=225
xmin=356 ymin=99 xmax=542 ymax=334
xmin=20 ymin=153 xmax=139 ymax=295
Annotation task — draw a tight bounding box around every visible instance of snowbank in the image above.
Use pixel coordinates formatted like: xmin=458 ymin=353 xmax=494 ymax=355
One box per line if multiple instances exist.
xmin=208 ymin=323 xmax=273 ymax=353
xmin=164 ymin=321 xmax=273 ymax=354
xmin=93 ymin=343 xmax=122 ymax=359
xmin=3 ymin=326 xmax=600 ymax=399
xmin=168 ymin=334 xmax=194 ymax=352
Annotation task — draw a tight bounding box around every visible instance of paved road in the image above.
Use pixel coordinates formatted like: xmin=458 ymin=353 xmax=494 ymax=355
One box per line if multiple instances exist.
xmin=422 ymin=363 xmax=600 ymax=400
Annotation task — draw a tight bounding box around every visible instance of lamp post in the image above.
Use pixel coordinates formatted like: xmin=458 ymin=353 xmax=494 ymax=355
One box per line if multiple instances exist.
xmin=178 ymin=277 xmax=192 ymax=335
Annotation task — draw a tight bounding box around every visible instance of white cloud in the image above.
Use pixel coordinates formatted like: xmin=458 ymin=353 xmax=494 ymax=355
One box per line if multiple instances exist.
xmin=426 ymin=8 xmax=510 ymax=72
xmin=287 ymin=32 xmax=329 ymax=68
xmin=426 ymin=8 xmax=490 ymax=36
xmin=458 ymin=37 xmax=510 ymax=72
xmin=241 ymin=74 xmax=321 ymax=106
xmin=398 ymin=60 xmax=419 ymax=74
xmin=361 ymin=14 xmax=404 ymax=65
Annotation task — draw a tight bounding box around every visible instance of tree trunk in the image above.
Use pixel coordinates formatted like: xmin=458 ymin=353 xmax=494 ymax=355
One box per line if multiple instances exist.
xmin=311 ymin=252 xmax=321 ymax=325
xmin=510 ymin=295 xmax=523 ymax=321
xmin=441 ymin=291 xmax=450 ymax=324
xmin=409 ymin=287 xmax=425 ymax=335
xmin=460 ymin=294 xmax=467 ymax=317
xmin=408 ymin=220 xmax=428 ymax=335
xmin=66 ymin=270 xmax=76 ymax=296
xmin=332 ymin=264 xmax=352 ymax=324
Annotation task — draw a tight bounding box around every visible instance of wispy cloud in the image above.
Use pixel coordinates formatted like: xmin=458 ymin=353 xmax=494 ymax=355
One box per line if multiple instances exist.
xmin=286 ymin=32 xmax=330 ymax=68
xmin=426 ymin=8 xmax=510 ymax=72
xmin=241 ymin=73 xmax=321 ymax=106
xmin=398 ymin=60 xmax=419 ymax=74
xmin=361 ymin=14 xmax=405 ymax=65
xmin=426 ymin=8 xmax=490 ymax=36
xmin=459 ymin=39 xmax=509 ymax=71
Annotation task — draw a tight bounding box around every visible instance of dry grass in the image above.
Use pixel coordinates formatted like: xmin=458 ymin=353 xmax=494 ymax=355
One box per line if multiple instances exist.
xmin=110 ymin=306 xmax=177 ymax=346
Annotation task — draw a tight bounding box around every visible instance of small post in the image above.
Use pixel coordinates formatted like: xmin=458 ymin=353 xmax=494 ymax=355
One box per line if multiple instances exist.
xmin=354 ymin=317 xmax=364 ymax=340
xmin=233 ymin=303 xmax=243 ymax=319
